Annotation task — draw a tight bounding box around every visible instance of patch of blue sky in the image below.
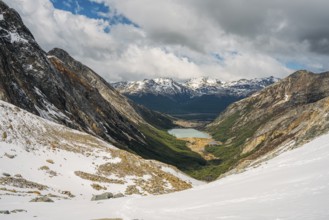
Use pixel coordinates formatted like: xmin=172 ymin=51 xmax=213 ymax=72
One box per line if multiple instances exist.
xmin=284 ymin=61 xmax=307 ymax=70
xmin=212 ymin=52 xmax=224 ymax=62
xmin=50 ymin=0 xmax=138 ymax=29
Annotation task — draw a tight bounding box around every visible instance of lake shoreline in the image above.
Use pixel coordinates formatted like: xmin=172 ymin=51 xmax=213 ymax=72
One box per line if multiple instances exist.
xmin=168 ymin=128 xmax=219 ymax=160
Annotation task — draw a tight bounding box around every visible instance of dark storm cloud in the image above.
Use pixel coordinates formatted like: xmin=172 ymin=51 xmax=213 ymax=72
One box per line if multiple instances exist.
xmin=188 ymin=0 xmax=329 ymax=55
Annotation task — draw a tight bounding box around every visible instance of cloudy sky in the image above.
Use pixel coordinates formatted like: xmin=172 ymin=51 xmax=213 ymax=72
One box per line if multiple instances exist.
xmin=4 ymin=0 xmax=329 ymax=82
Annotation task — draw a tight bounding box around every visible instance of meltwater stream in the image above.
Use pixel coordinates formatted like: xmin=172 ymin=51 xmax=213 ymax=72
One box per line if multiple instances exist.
xmin=168 ymin=128 xmax=211 ymax=138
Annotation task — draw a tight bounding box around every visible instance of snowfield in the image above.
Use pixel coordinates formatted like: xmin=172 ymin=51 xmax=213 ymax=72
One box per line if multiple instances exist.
xmin=1 ymin=99 xmax=329 ymax=219
xmin=0 ymin=100 xmax=202 ymax=218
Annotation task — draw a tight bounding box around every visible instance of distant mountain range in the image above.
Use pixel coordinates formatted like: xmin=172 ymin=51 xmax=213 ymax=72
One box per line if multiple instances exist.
xmin=112 ymin=77 xmax=279 ymax=121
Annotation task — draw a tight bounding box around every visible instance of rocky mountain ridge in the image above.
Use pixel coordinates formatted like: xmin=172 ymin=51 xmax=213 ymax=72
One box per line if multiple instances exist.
xmin=203 ymin=70 xmax=329 ymax=179
xmin=112 ymin=76 xmax=279 ymax=97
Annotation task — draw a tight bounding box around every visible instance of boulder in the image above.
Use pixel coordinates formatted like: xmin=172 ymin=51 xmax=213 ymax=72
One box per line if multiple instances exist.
xmin=91 ymin=192 xmax=114 ymax=201
xmin=113 ymin=193 xmax=124 ymax=198
xmin=11 ymin=209 xmax=27 ymax=213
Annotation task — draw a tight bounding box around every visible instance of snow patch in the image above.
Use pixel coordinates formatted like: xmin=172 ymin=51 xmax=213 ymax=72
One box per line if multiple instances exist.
xmin=8 ymin=31 xmax=28 ymax=44
xmin=0 ymin=27 xmax=28 ymax=44
xmin=34 ymin=87 xmax=72 ymax=123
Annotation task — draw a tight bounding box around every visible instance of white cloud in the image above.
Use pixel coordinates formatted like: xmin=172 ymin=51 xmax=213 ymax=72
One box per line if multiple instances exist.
xmin=7 ymin=0 xmax=326 ymax=82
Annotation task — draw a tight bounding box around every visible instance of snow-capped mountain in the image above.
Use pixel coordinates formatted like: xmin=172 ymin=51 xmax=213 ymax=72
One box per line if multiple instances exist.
xmin=184 ymin=77 xmax=222 ymax=90
xmin=112 ymin=76 xmax=279 ymax=121
xmin=113 ymin=78 xmax=191 ymax=96
xmin=112 ymin=76 xmax=279 ymax=97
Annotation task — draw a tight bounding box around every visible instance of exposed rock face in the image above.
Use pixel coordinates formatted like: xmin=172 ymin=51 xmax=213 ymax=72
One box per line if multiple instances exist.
xmin=0 ymin=1 xmax=204 ymax=170
xmin=206 ymin=70 xmax=329 ymax=173
xmin=90 ymin=192 xmax=124 ymax=201
xmin=0 ymin=210 xmax=10 ymax=214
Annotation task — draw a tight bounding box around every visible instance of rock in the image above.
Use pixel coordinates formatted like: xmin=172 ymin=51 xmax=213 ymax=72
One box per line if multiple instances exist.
xmin=62 ymin=190 xmax=75 ymax=198
xmin=113 ymin=193 xmax=124 ymax=198
xmin=14 ymin=174 xmax=22 ymax=178
xmin=0 ymin=210 xmax=10 ymax=214
xmin=4 ymin=153 xmax=15 ymax=159
xmin=11 ymin=209 xmax=27 ymax=213
xmin=29 ymin=196 xmax=54 ymax=203
xmin=2 ymin=173 xmax=10 ymax=177
xmin=91 ymin=192 xmax=114 ymax=201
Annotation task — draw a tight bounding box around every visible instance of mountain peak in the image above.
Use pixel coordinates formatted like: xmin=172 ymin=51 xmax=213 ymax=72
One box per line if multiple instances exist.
xmin=288 ymin=70 xmax=314 ymax=80
xmin=184 ymin=77 xmax=222 ymax=89
xmin=153 ymin=77 xmax=175 ymax=83
xmin=48 ymin=48 xmax=71 ymax=59
xmin=0 ymin=1 xmax=35 ymax=45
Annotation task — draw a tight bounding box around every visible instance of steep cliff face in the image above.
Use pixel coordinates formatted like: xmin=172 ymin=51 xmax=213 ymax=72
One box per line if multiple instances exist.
xmin=0 ymin=1 xmax=144 ymax=149
xmin=0 ymin=1 xmax=204 ymax=172
xmin=47 ymin=48 xmax=144 ymax=125
xmin=206 ymin=70 xmax=329 ymax=176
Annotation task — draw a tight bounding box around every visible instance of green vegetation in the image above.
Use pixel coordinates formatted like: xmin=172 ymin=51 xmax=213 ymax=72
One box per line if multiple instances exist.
xmin=185 ymin=108 xmax=274 ymax=181
xmin=2 ymin=131 xmax=7 ymax=140
xmin=133 ymin=103 xmax=176 ymax=130
xmin=39 ymin=166 xmax=50 ymax=170
xmin=132 ymin=106 xmax=268 ymax=181
xmin=187 ymin=143 xmax=243 ymax=181
xmin=126 ymin=96 xmax=274 ymax=181
xmin=135 ymin=125 xmax=207 ymax=171
xmin=208 ymin=111 xmax=241 ymax=142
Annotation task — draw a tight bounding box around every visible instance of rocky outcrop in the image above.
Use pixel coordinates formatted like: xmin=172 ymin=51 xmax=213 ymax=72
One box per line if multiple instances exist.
xmin=90 ymin=192 xmax=123 ymax=201
xmin=206 ymin=70 xmax=329 ymax=175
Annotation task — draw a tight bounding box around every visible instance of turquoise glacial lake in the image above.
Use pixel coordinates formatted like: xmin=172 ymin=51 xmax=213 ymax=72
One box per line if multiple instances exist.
xmin=168 ymin=128 xmax=211 ymax=138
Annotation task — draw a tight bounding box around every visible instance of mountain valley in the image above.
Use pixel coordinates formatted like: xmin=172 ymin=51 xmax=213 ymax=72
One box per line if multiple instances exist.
xmin=1 ymin=0 xmax=329 ymax=219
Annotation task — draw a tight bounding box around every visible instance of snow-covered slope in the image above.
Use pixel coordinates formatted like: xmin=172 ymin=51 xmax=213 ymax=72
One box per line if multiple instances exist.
xmin=1 ymin=115 xmax=329 ymax=219
xmin=0 ymin=100 xmax=202 ymax=203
